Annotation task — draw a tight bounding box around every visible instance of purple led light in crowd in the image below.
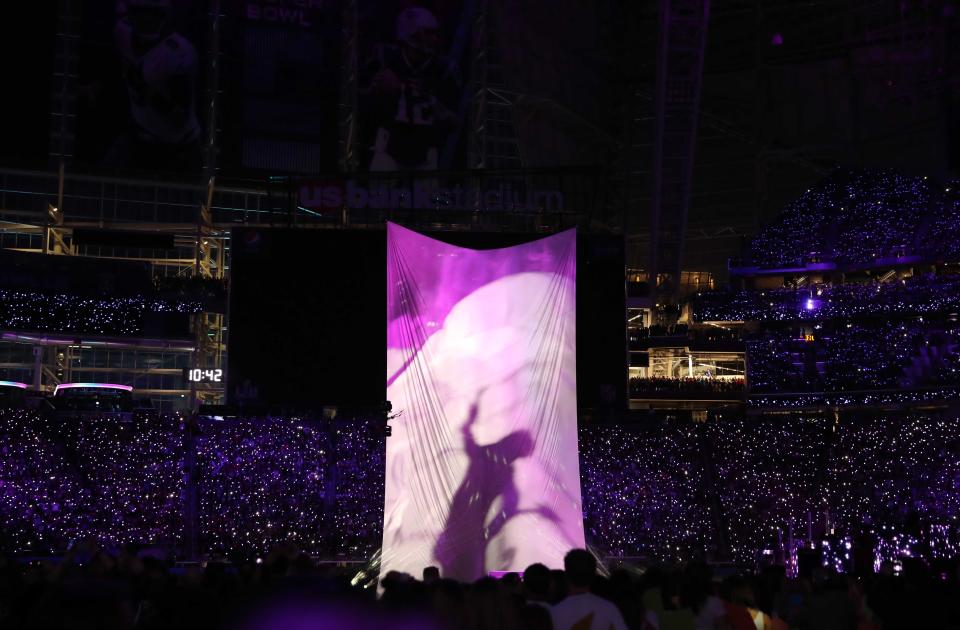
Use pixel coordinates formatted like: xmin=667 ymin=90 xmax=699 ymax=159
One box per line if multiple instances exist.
xmin=0 ymin=381 xmax=28 ymax=389
xmin=1 ymin=408 xmax=960 ymax=571
xmin=693 ymin=274 xmax=960 ymax=323
xmin=738 ymin=171 xmax=959 ymax=269
xmin=0 ymin=288 xmax=203 ymax=337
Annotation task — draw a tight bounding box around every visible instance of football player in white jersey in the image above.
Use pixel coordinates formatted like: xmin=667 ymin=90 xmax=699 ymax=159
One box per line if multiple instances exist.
xmin=106 ymin=0 xmax=202 ymax=171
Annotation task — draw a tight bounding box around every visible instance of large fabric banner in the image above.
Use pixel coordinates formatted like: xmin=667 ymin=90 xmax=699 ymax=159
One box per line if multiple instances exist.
xmin=383 ymin=223 xmax=584 ymax=582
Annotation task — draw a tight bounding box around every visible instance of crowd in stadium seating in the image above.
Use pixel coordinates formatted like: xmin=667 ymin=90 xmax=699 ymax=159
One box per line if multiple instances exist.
xmin=0 ymin=410 xmax=383 ymax=559
xmin=747 ymin=387 xmax=960 ymax=409
xmin=682 ymin=269 xmax=960 ymax=404
xmin=929 ymin=350 xmax=960 ymax=386
xmin=691 ymin=274 xmax=960 ymax=322
xmin=5 ymin=408 xmax=960 ymax=577
xmin=922 ymin=181 xmax=960 ymax=259
xmin=196 ymin=417 xmax=384 ymax=560
xmin=580 ymin=414 xmax=960 ymax=571
xmin=628 ymin=377 xmax=745 ymax=398
xmin=0 ymin=410 xmax=184 ymax=554
xmin=196 ymin=418 xmax=336 ymax=559
xmin=0 ymin=288 xmax=203 ymax=337
xmin=3 ymin=412 xmax=960 ymax=627
xmin=739 ymin=170 xmax=959 ymax=268
xmin=329 ymin=420 xmax=386 ymax=558
xmin=745 ymin=319 xmax=960 ymax=394
xmin=831 ymin=174 xmax=928 ymax=265
xmin=738 ymin=174 xmax=834 ymax=269
xmin=579 ymin=420 xmax=710 ymax=562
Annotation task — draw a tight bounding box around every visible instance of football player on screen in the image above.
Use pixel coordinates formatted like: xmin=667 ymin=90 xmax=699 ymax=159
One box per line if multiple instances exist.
xmin=362 ymin=6 xmax=461 ymax=171
xmin=107 ymin=0 xmax=202 ymax=171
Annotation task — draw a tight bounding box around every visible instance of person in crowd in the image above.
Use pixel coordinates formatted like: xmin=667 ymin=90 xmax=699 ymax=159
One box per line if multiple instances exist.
xmin=550 ymin=549 xmax=627 ymax=630
xmin=523 ymin=563 xmax=553 ymax=608
xmin=423 ymin=565 xmax=441 ymax=584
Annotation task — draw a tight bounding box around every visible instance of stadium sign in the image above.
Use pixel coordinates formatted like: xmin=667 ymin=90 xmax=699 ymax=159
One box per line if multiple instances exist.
xmin=244 ymin=1 xmax=329 ymax=28
xmin=298 ymin=179 xmax=565 ymax=214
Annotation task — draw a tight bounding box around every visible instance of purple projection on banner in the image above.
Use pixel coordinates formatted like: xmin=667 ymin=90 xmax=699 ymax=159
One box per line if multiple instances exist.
xmin=383 ymin=223 xmax=584 ymax=583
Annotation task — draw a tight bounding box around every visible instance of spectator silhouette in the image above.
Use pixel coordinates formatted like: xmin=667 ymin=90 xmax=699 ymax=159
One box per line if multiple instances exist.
xmin=523 ymin=563 xmax=553 ymax=606
xmin=551 ymin=549 xmax=627 ymax=630
xmin=423 ymin=566 xmax=440 ymax=584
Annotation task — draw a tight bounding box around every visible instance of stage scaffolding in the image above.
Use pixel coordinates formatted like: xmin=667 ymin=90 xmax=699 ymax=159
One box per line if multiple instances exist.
xmin=0 ymin=0 xmax=629 ymax=412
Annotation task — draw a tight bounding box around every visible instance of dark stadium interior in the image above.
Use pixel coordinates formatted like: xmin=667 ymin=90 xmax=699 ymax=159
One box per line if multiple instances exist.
xmin=228 ymin=228 xmax=624 ymax=412
xmin=0 ymin=1 xmax=959 ymax=629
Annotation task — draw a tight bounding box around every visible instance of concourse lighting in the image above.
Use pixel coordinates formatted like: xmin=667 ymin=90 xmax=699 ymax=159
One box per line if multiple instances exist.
xmin=54 ymin=382 xmax=134 ymax=395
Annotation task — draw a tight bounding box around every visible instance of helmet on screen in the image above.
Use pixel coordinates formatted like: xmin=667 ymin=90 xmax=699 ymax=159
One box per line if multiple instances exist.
xmin=396 ymin=7 xmax=440 ymax=54
xmin=122 ymin=0 xmax=172 ymax=40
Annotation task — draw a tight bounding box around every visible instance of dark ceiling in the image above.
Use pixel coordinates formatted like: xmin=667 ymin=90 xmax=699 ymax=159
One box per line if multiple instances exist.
xmin=495 ymin=0 xmax=959 ymax=276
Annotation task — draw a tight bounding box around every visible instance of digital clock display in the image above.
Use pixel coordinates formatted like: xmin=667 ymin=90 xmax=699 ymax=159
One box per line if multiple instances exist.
xmin=184 ymin=368 xmax=223 ymax=383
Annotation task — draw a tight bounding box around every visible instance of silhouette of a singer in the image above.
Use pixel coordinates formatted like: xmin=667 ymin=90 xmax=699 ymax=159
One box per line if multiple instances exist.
xmin=433 ymin=398 xmax=536 ymax=580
